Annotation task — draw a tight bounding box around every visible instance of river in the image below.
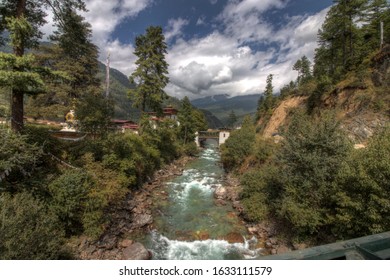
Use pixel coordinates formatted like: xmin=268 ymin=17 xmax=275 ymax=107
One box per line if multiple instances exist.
xmin=140 ymin=140 xmax=262 ymax=260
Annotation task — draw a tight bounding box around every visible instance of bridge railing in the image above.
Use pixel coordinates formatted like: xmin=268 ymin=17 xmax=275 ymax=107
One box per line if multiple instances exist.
xmin=198 ymin=131 xmax=220 ymax=138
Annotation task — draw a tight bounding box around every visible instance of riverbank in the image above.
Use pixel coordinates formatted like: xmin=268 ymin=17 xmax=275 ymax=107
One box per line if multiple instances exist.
xmin=69 ymin=155 xmax=195 ymax=260
xmin=222 ymin=173 xmax=308 ymax=255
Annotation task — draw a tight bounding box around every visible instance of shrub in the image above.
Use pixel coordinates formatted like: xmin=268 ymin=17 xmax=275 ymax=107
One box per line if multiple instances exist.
xmin=0 ymin=130 xmax=43 ymax=192
xmin=253 ymin=137 xmax=277 ymax=164
xmin=48 ymin=170 xmax=91 ymax=235
xmin=334 ymin=126 xmax=390 ymax=238
xmin=276 ymin=111 xmax=352 ymax=236
xmin=181 ymin=142 xmax=198 ymax=156
xmin=81 ymin=153 xmax=130 ymax=239
xmin=240 ymin=163 xmax=283 ymax=222
xmin=221 ymin=116 xmax=256 ymax=171
xmin=0 ymin=192 xmax=65 ymax=259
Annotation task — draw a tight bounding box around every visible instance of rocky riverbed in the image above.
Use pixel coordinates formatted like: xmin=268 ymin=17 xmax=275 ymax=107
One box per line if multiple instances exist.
xmin=70 ymin=152 xmax=304 ymax=259
xmin=69 ymin=156 xmax=194 ymax=260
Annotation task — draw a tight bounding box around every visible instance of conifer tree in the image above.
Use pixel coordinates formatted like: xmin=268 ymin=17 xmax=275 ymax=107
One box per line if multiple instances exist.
xmin=0 ymin=0 xmax=86 ymax=132
xmin=293 ymin=56 xmax=312 ymax=85
xmin=26 ymin=5 xmax=101 ymax=121
xmin=177 ymin=96 xmax=195 ymax=144
xmin=227 ymin=110 xmax=238 ymax=128
xmin=314 ymin=0 xmax=370 ymax=82
xmin=362 ymin=0 xmax=390 ymax=51
xmin=50 ymin=5 xmax=100 ymax=98
xmin=256 ymin=74 xmax=274 ymax=119
xmin=129 ymin=26 xmax=169 ymax=114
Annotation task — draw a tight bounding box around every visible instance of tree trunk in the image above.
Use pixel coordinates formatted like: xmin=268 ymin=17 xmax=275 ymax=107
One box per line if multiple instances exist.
xmin=11 ymin=0 xmax=27 ymax=132
xmin=11 ymin=91 xmax=24 ymax=132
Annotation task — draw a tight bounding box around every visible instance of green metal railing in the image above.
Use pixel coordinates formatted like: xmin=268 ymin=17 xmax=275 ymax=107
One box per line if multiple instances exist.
xmin=257 ymin=231 xmax=390 ymax=260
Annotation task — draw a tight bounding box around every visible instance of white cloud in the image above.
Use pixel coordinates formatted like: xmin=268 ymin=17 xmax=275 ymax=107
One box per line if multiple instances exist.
xmin=83 ymin=0 xmax=152 ymax=83
xmin=41 ymin=0 xmax=152 ymax=75
xmin=274 ymin=8 xmax=329 ymax=64
xmin=165 ymin=18 xmax=189 ymax=42
xmin=83 ymin=0 xmax=152 ymax=41
xmin=210 ymin=0 xmax=218 ymax=4
xmin=221 ymin=0 xmax=287 ymax=17
xmin=164 ymin=5 xmax=329 ymax=99
xmin=105 ymin=40 xmax=137 ymax=76
xmin=40 ymin=0 xmax=330 ymax=101
xmin=217 ymin=0 xmax=289 ymax=44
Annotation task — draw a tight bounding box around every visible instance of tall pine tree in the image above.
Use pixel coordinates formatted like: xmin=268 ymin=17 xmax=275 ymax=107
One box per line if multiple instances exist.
xmin=0 ymin=0 xmax=86 ymax=132
xmin=129 ymin=26 xmax=169 ymax=115
xmin=314 ymin=0 xmax=369 ymax=82
xmin=256 ymin=74 xmax=274 ymax=119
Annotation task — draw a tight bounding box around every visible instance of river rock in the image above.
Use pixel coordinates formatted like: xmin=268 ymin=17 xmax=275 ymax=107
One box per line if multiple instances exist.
xmin=224 ymin=232 xmax=245 ymax=243
xmin=232 ymin=201 xmax=244 ymax=213
xmin=215 ymin=199 xmax=227 ymax=206
xmin=132 ymin=213 xmax=153 ymax=228
xmin=119 ymin=239 xmax=134 ymax=248
xmin=269 ymin=237 xmax=278 ymax=245
xmin=214 ymin=186 xmax=227 ymax=199
xmin=277 ymin=245 xmax=290 ymax=254
xmin=194 ymin=230 xmax=210 ymax=240
xmin=247 ymin=227 xmax=258 ymax=235
xmin=265 ymin=241 xmax=273 ymax=249
xmin=122 ymin=242 xmax=151 ymax=260
xmin=293 ymin=243 xmax=307 ymax=251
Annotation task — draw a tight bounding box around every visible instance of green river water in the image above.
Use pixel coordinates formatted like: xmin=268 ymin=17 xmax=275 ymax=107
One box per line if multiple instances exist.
xmin=141 ymin=140 xmax=262 ymax=260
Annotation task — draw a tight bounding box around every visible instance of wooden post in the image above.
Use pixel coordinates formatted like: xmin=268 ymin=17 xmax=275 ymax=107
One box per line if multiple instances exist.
xmin=380 ymin=21 xmax=384 ymax=49
xmin=106 ymin=52 xmax=110 ymax=97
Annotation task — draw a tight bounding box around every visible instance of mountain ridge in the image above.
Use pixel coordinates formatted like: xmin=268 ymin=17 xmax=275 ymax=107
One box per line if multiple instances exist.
xmin=191 ymin=94 xmax=261 ymax=124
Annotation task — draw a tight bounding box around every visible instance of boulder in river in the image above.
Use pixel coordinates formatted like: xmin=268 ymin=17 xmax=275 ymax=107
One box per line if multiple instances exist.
xmin=214 ymin=186 xmax=227 ymax=199
xmin=122 ymin=242 xmax=151 ymax=260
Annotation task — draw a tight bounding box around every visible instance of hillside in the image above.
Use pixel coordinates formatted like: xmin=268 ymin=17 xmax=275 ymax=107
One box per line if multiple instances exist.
xmin=259 ymin=96 xmax=308 ymax=138
xmin=97 ymin=62 xmax=139 ymax=119
xmin=258 ymin=46 xmax=389 ymax=143
xmin=220 ymin=45 xmax=390 ymax=250
xmin=191 ymin=94 xmax=261 ymax=124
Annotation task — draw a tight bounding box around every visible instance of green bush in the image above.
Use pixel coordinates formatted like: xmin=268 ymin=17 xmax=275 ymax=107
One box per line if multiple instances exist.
xmin=81 ymin=153 xmax=130 ymax=239
xmin=221 ymin=116 xmax=256 ymax=171
xmin=181 ymin=142 xmax=198 ymax=156
xmin=0 ymin=192 xmax=65 ymax=259
xmin=253 ymin=137 xmax=277 ymax=164
xmin=276 ymin=111 xmax=352 ymax=236
xmin=0 ymin=130 xmax=43 ymax=192
xmin=334 ymin=126 xmax=390 ymax=238
xmin=103 ymin=133 xmax=161 ymax=185
xmin=48 ymin=170 xmax=91 ymax=235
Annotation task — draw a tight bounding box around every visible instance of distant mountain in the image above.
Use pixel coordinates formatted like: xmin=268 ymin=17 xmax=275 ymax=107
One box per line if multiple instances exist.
xmin=191 ymin=94 xmax=261 ymax=124
xmin=190 ymin=94 xmax=230 ymax=107
xmin=200 ymin=109 xmax=224 ymax=129
xmin=163 ymin=96 xmax=223 ymax=129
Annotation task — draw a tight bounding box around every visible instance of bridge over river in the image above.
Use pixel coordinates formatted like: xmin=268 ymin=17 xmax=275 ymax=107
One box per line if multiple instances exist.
xmin=195 ymin=130 xmax=231 ymax=147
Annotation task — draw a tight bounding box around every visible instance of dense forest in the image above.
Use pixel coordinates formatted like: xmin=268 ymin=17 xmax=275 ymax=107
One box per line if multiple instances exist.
xmin=0 ymin=0 xmax=207 ymax=259
xmin=221 ymin=0 xmax=390 ymax=245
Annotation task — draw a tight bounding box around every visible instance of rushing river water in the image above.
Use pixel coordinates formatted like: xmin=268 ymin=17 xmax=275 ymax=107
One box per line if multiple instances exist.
xmin=142 ymin=140 xmax=262 ymax=260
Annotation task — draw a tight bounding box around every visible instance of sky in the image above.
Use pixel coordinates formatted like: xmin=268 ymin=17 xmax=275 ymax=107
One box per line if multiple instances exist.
xmin=43 ymin=0 xmax=334 ymax=100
